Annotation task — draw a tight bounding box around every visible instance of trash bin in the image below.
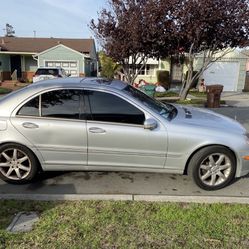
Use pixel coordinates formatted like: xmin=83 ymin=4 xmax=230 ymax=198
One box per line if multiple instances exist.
xmin=140 ymin=84 xmax=156 ymax=97
xmin=206 ymin=84 xmax=223 ymax=108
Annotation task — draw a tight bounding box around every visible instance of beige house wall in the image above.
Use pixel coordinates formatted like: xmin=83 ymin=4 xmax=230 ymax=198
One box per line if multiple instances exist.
xmin=134 ymin=58 xmax=171 ymax=84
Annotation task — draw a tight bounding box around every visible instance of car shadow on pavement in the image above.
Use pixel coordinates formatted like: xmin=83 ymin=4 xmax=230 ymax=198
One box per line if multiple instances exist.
xmin=35 ymin=171 xmax=67 ymax=181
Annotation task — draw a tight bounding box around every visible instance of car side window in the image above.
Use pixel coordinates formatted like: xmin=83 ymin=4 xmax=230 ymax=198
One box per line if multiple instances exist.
xmin=85 ymin=90 xmax=145 ymax=125
xmin=17 ymin=96 xmax=39 ymax=116
xmin=41 ymin=90 xmax=81 ymax=120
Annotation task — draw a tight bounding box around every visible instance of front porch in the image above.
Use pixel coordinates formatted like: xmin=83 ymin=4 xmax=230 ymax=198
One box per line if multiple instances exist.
xmin=0 ymin=53 xmax=37 ymax=82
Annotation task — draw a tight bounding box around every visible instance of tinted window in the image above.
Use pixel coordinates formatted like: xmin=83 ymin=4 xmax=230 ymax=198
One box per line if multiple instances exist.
xmin=17 ymin=96 xmax=39 ymax=116
xmin=123 ymin=85 xmax=176 ymax=120
xmin=35 ymin=69 xmax=59 ymax=76
xmin=41 ymin=90 xmax=80 ymax=119
xmin=86 ymin=90 xmax=145 ymax=125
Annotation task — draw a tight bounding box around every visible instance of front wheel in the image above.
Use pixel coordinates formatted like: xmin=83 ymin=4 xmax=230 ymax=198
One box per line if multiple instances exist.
xmin=0 ymin=144 xmax=39 ymax=184
xmin=188 ymin=146 xmax=236 ymax=191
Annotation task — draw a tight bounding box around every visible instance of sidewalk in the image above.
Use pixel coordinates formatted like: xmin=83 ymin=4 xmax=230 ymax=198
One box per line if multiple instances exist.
xmin=221 ymin=92 xmax=249 ymax=107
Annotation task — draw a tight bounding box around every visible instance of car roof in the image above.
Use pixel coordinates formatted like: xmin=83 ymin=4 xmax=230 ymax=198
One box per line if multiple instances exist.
xmin=34 ymin=77 xmax=128 ymax=90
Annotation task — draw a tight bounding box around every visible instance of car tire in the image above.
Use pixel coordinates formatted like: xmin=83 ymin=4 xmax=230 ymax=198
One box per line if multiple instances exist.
xmin=0 ymin=143 xmax=39 ymax=184
xmin=188 ymin=146 xmax=236 ymax=191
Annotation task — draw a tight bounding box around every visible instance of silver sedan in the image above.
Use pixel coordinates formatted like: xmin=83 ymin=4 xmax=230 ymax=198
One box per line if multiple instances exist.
xmin=0 ymin=77 xmax=249 ymax=190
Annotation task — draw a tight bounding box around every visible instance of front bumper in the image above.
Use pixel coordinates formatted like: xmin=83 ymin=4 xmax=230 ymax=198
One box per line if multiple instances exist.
xmin=237 ymin=150 xmax=249 ymax=177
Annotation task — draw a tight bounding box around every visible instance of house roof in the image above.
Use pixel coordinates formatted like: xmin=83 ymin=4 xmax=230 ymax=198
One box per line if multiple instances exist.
xmin=0 ymin=36 xmax=95 ymax=54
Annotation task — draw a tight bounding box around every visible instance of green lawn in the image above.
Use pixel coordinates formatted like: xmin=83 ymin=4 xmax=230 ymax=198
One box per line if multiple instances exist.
xmin=0 ymin=87 xmax=12 ymax=94
xmin=189 ymin=90 xmax=207 ymax=98
xmin=175 ymin=99 xmax=226 ymax=106
xmin=154 ymin=91 xmax=179 ymax=98
xmin=0 ymin=200 xmax=248 ymax=249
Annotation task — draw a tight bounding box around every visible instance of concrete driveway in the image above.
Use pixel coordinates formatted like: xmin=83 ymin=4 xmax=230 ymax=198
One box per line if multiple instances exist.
xmin=0 ymin=107 xmax=248 ymax=202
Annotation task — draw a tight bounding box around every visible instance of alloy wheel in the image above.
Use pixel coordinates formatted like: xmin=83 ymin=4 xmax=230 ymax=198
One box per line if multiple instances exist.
xmin=0 ymin=148 xmax=31 ymax=180
xmin=198 ymin=153 xmax=232 ymax=187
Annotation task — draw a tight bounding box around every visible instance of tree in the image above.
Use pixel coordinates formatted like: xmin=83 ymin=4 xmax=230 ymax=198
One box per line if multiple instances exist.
xmin=91 ymin=0 xmax=249 ymax=99
xmin=172 ymin=0 xmax=249 ymax=100
xmin=5 ymin=23 xmax=15 ymax=37
xmin=98 ymin=51 xmax=120 ymax=79
xmin=90 ymin=0 xmax=177 ymax=84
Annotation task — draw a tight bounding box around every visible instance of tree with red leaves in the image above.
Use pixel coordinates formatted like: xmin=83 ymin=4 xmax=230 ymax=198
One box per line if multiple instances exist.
xmin=90 ymin=0 xmax=177 ymax=84
xmin=91 ymin=0 xmax=249 ymax=99
xmin=173 ymin=0 xmax=249 ymax=99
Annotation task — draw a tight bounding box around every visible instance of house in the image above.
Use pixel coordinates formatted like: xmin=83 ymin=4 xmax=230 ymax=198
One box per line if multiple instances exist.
xmin=0 ymin=36 xmax=98 ymax=82
xmin=133 ymin=49 xmax=248 ymax=92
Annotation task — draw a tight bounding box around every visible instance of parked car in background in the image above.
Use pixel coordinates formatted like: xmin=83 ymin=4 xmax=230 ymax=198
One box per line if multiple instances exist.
xmin=0 ymin=77 xmax=248 ymax=190
xmin=33 ymin=67 xmax=69 ymax=83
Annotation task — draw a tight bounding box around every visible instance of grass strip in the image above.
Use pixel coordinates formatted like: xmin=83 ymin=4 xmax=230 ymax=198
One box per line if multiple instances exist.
xmin=0 ymin=200 xmax=248 ymax=249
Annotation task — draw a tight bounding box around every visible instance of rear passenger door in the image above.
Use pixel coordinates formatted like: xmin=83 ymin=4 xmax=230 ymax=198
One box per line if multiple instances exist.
xmin=11 ymin=89 xmax=88 ymax=169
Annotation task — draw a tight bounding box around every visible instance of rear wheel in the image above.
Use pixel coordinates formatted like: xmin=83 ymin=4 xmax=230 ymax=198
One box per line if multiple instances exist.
xmin=0 ymin=144 xmax=39 ymax=184
xmin=188 ymin=146 xmax=236 ymax=190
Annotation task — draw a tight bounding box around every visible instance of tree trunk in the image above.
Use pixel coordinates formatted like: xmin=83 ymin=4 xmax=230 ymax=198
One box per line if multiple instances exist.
xmin=179 ymin=57 xmax=194 ymax=100
xmin=180 ymin=86 xmax=189 ymax=100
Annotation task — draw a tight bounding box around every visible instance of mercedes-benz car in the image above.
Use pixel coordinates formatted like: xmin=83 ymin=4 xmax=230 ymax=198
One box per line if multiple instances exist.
xmin=0 ymin=77 xmax=248 ymax=190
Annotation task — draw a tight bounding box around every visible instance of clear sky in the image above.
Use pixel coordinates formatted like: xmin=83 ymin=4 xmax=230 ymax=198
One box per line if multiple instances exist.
xmin=0 ymin=0 xmax=107 ymax=39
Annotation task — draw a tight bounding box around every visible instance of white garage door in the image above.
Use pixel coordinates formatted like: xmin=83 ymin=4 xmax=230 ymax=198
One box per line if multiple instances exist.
xmin=203 ymin=62 xmax=239 ymax=91
xmin=45 ymin=61 xmax=79 ymax=76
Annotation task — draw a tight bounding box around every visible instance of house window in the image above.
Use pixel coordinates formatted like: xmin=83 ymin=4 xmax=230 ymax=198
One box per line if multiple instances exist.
xmin=138 ymin=66 xmax=146 ymax=75
xmin=128 ymin=64 xmax=158 ymax=76
xmin=146 ymin=65 xmax=157 ymax=75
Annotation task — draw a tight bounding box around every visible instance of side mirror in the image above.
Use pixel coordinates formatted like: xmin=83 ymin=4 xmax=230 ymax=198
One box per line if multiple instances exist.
xmin=144 ymin=118 xmax=157 ymax=130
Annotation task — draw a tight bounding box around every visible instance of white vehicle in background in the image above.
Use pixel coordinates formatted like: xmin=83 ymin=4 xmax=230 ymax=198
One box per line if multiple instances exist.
xmin=33 ymin=67 xmax=69 ymax=83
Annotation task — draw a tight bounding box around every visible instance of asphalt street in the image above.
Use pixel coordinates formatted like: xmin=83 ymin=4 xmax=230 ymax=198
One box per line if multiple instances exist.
xmin=0 ymin=107 xmax=249 ymax=201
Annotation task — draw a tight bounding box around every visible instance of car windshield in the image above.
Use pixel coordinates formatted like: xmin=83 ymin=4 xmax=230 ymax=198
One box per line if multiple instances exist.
xmin=122 ymin=85 xmax=177 ymax=119
xmin=35 ymin=69 xmax=59 ymax=76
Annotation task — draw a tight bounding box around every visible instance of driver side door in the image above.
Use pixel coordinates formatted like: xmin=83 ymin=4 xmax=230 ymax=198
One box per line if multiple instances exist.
xmin=85 ymin=89 xmax=168 ymax=169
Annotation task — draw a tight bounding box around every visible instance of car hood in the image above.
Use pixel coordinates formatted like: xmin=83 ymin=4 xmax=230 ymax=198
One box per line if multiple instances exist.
xmin=173 ymin=105 xmax=246 ymax=134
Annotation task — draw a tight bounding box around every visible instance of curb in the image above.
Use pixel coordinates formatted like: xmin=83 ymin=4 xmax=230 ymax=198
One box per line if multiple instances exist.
xmin=0 ymin=194 xmax=133 ymax=201
xmin=0 ymin=194 xmax=249 ymax=204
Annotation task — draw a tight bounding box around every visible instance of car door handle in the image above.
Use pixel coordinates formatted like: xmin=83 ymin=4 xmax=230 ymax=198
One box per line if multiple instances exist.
xmin=89 ymin=127 xmax=106 ymax=134
xmin=22 ymin=122 xmax=39 ymax=129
